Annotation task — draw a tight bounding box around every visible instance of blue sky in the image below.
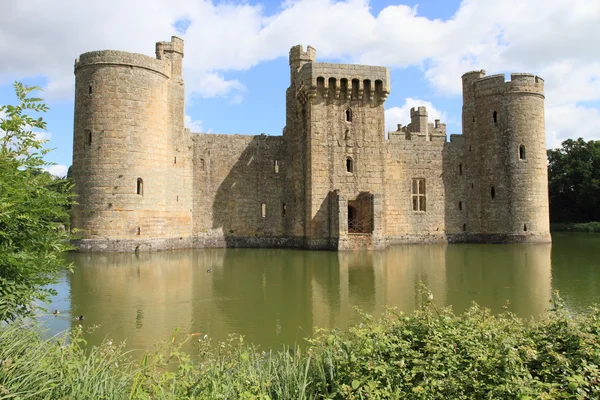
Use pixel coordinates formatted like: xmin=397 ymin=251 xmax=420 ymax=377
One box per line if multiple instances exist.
xmin=1 ymin=0 xmax=599 ymax=177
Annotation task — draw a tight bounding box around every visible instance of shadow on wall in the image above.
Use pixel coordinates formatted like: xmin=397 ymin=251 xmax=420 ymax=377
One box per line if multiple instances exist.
xmin=442 ymin=138 xmax=468 ymax=239
xmin=210 ymin=135 xmax=285 ymax=245
xmin=208 ymin=135 xmax=344 ymax=249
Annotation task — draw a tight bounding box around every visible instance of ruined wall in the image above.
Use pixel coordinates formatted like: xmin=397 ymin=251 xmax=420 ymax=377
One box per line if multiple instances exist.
xmin=191 ymin=133 xmax=289 ymax=247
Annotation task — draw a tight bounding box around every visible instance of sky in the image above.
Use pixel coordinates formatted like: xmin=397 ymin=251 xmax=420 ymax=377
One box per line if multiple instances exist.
xmin=1 ymin=0 xmax=599 ymax=178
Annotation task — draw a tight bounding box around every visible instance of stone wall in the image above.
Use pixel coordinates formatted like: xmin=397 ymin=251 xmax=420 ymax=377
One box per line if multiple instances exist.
xmin=385 ymin=133 xmax=447 ymax=243
xmin=191 ymin=133 xmax=287 ymax=244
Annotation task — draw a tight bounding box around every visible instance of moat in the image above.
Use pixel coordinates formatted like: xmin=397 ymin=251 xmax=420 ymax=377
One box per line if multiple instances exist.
xmin=44 ymin=233 xmax=599 ymax=353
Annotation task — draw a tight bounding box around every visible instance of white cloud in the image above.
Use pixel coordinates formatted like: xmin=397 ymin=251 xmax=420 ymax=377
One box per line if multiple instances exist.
xmin=0 ymin=0 xmax=598 ymax=146
xmin=44 ymin=164 xmax=68 ymax=178
xmin=545 ymin=104 xmax=600 ymax=149
xmin=385 ymin=98 xmax=446 ymax=135
xmin=184 ymin=114 xmax=204 ymax=132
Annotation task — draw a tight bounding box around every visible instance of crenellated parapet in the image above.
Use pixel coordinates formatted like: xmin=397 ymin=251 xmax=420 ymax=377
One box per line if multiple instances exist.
xmin=471 ymin=73 xmax=544 ymax=99
xmin=291 ymin=46 xmax=390 ymax=106
xmin=75 ymin=50 xmax=172 ymax=78
xmin=156 ymin=36 xmax=184 ymax=77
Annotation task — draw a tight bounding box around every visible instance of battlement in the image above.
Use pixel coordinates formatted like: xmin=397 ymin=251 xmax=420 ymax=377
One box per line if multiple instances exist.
xmin=295 ymin=61 xmax=390 ymax=104
xmin=472 ymin=72 xmax=545 ymax=98
xmin=387 ymin=106 xmax=446 ymax=142
xmin=410 ymin=106 xmax=427 ymax=118
xmin=289 ymin=45 xmax=316 ymax=65
xmin=75 ymin=50 xmax=171 ymax=78
xmin=156 ymin=36 xmax=184 ymax=58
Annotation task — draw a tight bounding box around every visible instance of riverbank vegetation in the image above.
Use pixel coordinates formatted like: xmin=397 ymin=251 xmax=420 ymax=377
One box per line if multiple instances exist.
xmin=548 ymin=138 xmax=600 ymax=225
xmin=551 ymin=222 xmax=600 ymax=233
xmin=0 ymin=82 xmax=74 ymax=322
xmin=2 ymin=291 xmax=600 ymax=399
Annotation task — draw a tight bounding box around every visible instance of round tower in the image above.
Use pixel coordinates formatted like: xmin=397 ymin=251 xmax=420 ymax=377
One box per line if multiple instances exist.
xmin=464 ymin=72 xmax=550 ymax=242
xmin=504 ymin=73 xmax=550 ymax=241
xmin=71 ymin=49 xmax=173 ymax=245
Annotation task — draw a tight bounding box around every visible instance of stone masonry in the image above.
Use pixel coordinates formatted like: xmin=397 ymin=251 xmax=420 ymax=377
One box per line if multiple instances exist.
xmin=71 ymin=37 xmax=551 ymax=252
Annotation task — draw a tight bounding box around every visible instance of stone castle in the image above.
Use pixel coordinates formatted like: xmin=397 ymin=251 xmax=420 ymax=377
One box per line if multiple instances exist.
xmin=71 ymin=36 xmax=551 ymax=252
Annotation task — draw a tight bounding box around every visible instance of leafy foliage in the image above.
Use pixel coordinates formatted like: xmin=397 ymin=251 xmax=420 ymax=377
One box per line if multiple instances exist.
xmin=551 ymin=222 xmax=600 ymax=233
xmin=3 ymin=291 xmax=600 ymax=399
xmin=0 ymin=82 xmax=74 ymax=322
xmin=547 ymin=138 xmax=600 ymax=223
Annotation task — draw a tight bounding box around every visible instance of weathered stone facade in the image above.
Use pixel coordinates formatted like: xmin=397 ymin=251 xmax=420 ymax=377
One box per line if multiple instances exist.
xmin=71 ymin=37 xmax=551 ymax=252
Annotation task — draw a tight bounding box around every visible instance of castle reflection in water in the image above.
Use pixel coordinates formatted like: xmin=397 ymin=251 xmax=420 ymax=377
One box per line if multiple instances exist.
xmin=63 ymin=242 xmax=558 ymax=351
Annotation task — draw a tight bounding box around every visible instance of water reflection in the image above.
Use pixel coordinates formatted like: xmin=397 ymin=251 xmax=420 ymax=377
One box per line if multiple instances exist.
xmin=45 ymin=235 xmax=600 ymax=352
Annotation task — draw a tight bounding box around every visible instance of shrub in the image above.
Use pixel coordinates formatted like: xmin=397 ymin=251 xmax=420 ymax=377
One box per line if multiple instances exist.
xmin=2 ymin=290 xmax=600 ymax=399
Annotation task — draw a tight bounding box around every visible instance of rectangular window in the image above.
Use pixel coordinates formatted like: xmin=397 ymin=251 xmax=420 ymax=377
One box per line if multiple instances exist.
xmin=274 ymin=160 xmax=279 ymax=173
xmin=282 ymin=203 xmax=287 ymax=217
xmin=412 ymin=178 xmax=426 ymax=212
xmin=261 ymin=203 xmax=266 ymax=218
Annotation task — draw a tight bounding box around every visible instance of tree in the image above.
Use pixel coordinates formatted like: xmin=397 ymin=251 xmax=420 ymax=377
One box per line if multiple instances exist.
xmin=0 ymin=82 xmax=74 ymax=322
xmin=547 ymin=138 xmax=600 ymax=223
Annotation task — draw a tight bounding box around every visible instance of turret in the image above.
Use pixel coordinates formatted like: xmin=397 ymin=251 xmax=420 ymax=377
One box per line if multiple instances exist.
xmin=410 ymin=106 xmax=428 ymax=137
xmin=156 ymin=36 xmax=184 ymax=77
xmin=289 ymin=45 xmax=316 ymax=83
xmin=71 ymin=38 xmax=192 ymax=250
xmin=460 ymin=71 xmax=549 ymax=242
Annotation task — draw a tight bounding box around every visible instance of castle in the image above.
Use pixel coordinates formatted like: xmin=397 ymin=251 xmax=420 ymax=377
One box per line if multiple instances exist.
xmin=71 ymin=36 xmax=551 ymax=252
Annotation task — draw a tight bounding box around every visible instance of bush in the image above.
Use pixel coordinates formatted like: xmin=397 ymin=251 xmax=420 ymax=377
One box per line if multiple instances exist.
xmin=2 ymin=289 xmax=600 ymax=399
xmin=0 ymin=82 xmax=74 ymax=322
xmin=551 ymin=222 xmax=600 ymax=233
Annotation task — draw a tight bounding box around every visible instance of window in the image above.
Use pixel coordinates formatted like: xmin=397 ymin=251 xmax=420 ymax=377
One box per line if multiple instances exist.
xmin=261 ymin=203 xmax=266 ymax=218
xmin=86 ymin=129 xmax=92 ymax=147
xmin=412 ymin=178 xmax=426 ymax=212
xmin=523 ymin=223 xmax=528 ymax=232
xmin=274 ymin=160 xmax=279 ymax=173
xmin=458 ymin=201 xmax=463 ymax=210
xmin=519 ymin=145 xmax=526 ymax=160
xmin=491 ymin=186 xmax=495 ymax=199
xmin=463 ymin=223 xmax=467 ymax=232
xmin=346 ymin=157 xmax=353 ymax=173
xmin=493 ymin=111 xmax=498 ymax=124
xmin=136 ymin=227 xmax=141 ymax=235
xmin=89 ymin=85 xmax=92 ymax=95
xmin=345 ymin=108 xmax=352 ymax=122
xmin=282 ymin=203 xmax=287 ymax=217
xmin=459 ymin=163 xmax=463 ymax=176
xmin=200 ymin=159 xmax=205 ymax=171
xmin=137 ymin=178 xmax=143 ymax=196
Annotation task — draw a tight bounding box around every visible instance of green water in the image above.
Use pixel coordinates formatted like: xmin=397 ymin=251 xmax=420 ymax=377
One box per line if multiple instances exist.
xmin=43 ymin=233 xmax=600 ymax=351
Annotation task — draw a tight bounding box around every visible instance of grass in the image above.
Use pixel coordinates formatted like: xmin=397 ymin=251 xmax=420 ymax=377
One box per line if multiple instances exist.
xmin=551 ymin=221 xmax=600 ymax=233
xmin=2 ymin=288 xmax=600 ymax=399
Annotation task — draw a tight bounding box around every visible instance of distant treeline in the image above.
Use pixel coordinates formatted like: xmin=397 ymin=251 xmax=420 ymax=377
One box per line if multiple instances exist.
xmin=548 ymin=138 xmax=600 ymax=224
